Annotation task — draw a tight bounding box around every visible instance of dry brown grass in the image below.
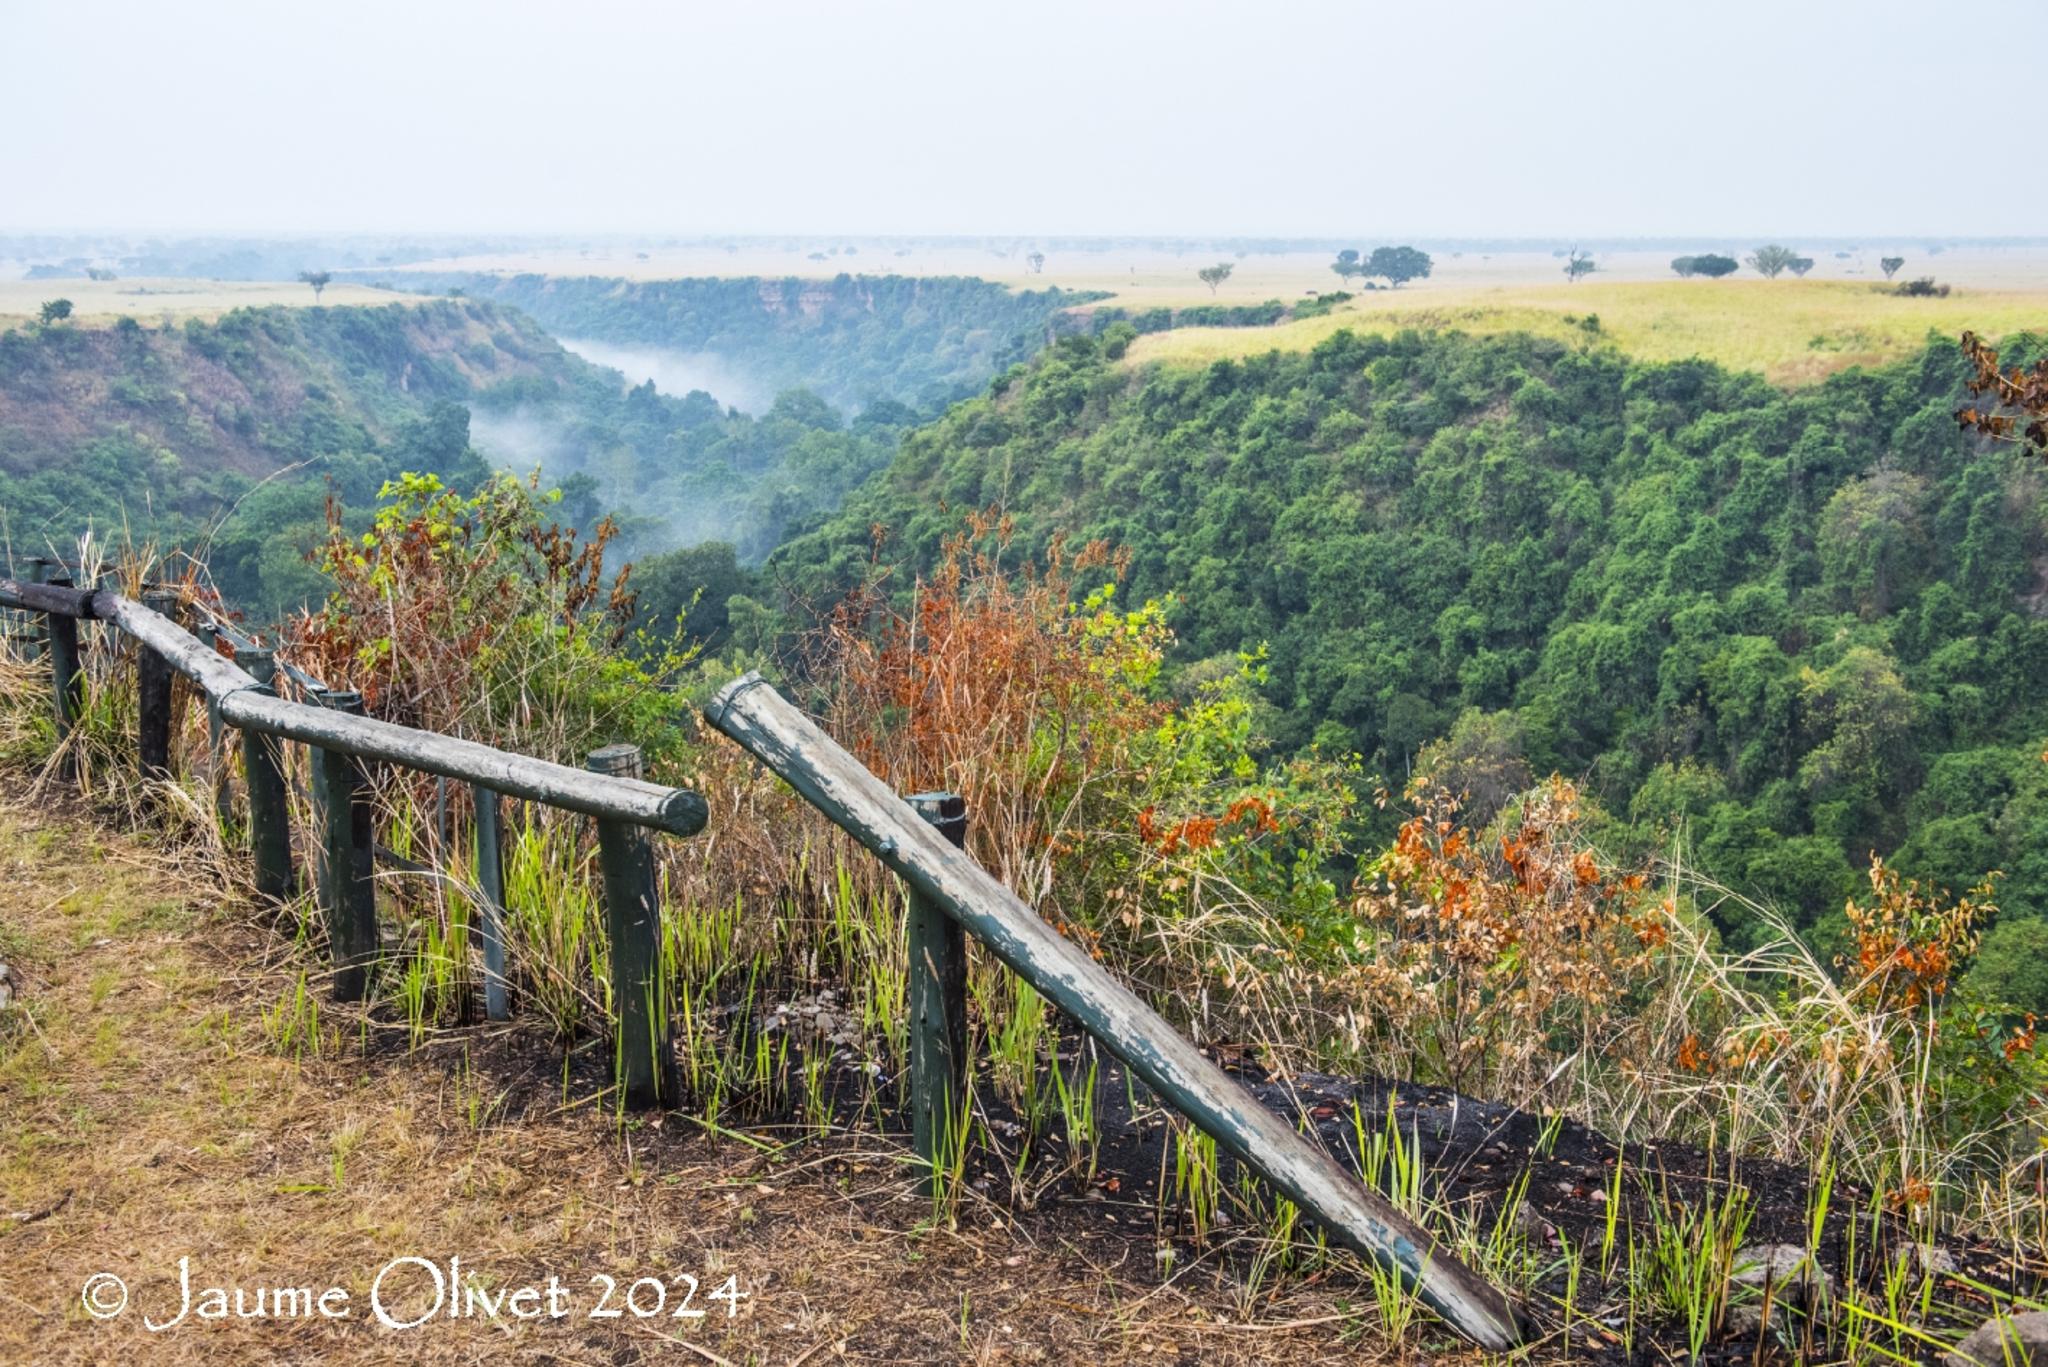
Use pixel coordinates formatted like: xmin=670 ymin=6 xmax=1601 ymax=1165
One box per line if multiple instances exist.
xmin=0 ymin=278 xmax=428 ymax=328
xmin=0 ymin=799 xmax=1464 ymax=1366
xmin=1124 ymin=279 xmax=2048 ymax=386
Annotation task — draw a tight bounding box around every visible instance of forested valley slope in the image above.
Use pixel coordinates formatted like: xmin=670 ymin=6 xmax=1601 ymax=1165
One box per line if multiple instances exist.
xmin=769 ymin=326 xmax=2048 ymax=1000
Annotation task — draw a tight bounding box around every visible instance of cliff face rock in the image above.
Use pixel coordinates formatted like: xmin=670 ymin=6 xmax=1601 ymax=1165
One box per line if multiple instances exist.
xmin=0 ymin=300 xmax=565 ymax=480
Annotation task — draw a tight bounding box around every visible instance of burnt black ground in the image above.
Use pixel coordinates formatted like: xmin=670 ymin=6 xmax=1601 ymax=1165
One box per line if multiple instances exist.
xmin=385 ymin=1004 xmax=2042 ymax=1365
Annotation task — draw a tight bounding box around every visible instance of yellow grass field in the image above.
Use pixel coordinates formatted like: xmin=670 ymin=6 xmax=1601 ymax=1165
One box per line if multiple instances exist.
xmin=0 ymin=278 xmax=431 ymax=329
xmin=1122 ymin=279 xmax=2048 ymax=385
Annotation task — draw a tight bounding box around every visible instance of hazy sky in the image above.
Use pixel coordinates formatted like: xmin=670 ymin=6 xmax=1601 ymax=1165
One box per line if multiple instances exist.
xmin=5 ymin=0 xmax=2038 ymax=238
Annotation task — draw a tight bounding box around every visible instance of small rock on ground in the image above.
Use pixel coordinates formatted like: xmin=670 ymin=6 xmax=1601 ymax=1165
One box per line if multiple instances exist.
xmin=1948 ymin=1311 xmax=2048 ymax=1367
xmin=1731 ymin=1244 xmax=1837 ymax=1309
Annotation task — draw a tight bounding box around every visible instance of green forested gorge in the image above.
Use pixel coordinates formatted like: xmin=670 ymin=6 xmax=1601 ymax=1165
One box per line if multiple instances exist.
xmin=399 ymin=272 xmax=1103 ymax=411
xmin=0 ymin=298 xmax=891 ymax=613
xmin=770 ymin=327 xmax=2048 ymax=1004
xmin=7 ymin=287 xmax=2047 ymax=1010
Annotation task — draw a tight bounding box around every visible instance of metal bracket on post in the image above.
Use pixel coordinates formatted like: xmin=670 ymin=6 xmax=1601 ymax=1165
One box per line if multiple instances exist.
xmin=588 ymin=743 xmax=674 ymax=1109
xmin=313 ymin=689 xmax=378 ymax=1001
xmin=472 ymin=782 xmax=510 ymax=1021
xmin=137 ymin=589 xmax=180 ymax=783
xmin=907 ymin=791 xmax=969 ymax=1194
xmin=235 ymin=646 xmax=295 ymax=904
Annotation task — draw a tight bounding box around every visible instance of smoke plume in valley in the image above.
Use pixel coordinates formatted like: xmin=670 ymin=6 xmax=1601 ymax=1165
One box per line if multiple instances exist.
xmin=556 ymin=336 xmax=770 ymax=414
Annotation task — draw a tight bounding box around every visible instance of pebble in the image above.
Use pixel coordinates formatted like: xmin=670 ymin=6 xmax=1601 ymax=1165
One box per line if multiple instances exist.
xmin=1947 ymin=1310 xmax=2048 ymax=1366
xmin=1730 ymin=1244 xmax=1837 ymax=1309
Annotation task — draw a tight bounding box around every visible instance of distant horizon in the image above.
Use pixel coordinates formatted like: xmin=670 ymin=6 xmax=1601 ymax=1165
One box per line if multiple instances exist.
xmin=9 ymin=0 xmax=2043 ymax=240
xmin=5 ymin=229 xmax=2043 ymax=251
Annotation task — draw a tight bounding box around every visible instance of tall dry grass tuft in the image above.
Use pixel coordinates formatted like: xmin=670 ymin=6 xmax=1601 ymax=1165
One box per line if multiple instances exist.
xmin=287 ymin=472 xmax=661 ymax=767
xmin=810 ymin=508 xmax=1156 ymax=914
xmin=1332 ymin=773 xmax=2045 ymax=1247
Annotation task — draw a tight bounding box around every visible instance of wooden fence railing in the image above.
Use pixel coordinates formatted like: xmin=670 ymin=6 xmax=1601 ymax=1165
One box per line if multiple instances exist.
xmin=3 ymin=561 xmax=1523 ymax=1347
xmin=0 ymin=570 xmax=706 ymax=1108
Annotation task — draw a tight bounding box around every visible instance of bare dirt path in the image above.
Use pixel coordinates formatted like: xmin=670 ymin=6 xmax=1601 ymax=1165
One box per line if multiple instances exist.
xmin=0 ymin=802 xmax=1417 ymax=1366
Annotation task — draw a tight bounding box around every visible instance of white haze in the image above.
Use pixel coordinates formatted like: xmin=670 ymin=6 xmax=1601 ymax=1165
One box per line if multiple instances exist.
xmin=557 ymin=337 xmax=770 ymax=414
xmin=466 ymin=406 xmax=575 ymax=477
xmin=7 ymin=0 xmax=2043 ymax=238
xmin=467 ymin=405 xmax=743 ymax=551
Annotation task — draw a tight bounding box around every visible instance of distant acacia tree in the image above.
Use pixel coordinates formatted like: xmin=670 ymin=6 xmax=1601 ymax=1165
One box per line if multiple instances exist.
xmin=1672 ymin=253 xmax=1738 ymax=278
xmin=1788 ymin=256 xmax=1815 ymax=278
xmin=1366 ymin=244 xmax=1432 ymax=288
xmin=1881 ymin=256 xmax=1905 ymax=280
xmin=1746 ymin=245 xmax=1799 ymax=279
xmin=38 ymin=298 xmax=72 ymax=324
xmin=1564 ymin=247 xmax=1597 ymax=282
xmin=298 ymin=269 xmax=332 ymax=301
xmin=1332 ymin=248 xmax=1362 ymax=285
xmin=1197 ymin=262 xmax=1235 ymax=295
xmin=1026 ymin=251 xmax=1045 ymax=275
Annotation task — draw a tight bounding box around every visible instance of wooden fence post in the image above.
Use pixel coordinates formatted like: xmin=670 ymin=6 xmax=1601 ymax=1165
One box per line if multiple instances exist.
xmin=907 ymin=791 xmax=969 ymax=1193
xmin=472 ymin=782 xmax=510 ymax=1021
xmin=196 ymin=624 xmax=232 ymax=823
xmin=236 ymin=646 xmax=295 ymax=903
xmin=137 ymin=589 xmax=180 ymax=782
xmin=588 ymin=743 xmax=673 ymax=1108
xmin=13 ymin=556 xmax=52 ymax=661
xmin=313 ymin=689 xmax=378 ymax=1001
xmin=44 ymin=575 xmax=83 ymax=777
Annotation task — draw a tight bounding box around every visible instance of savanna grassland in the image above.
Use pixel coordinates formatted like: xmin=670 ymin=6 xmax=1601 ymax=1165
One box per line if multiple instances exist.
xmin=0 ymin=277 xmax=428 ymax=329
xmin=1122 ymin=279 xmax=2048 ymax=385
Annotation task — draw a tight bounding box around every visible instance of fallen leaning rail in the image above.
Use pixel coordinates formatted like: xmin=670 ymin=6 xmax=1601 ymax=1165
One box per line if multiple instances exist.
xmin=705 ymin=671 xmax=1527 ymax=1351
xmin=1 ymin=575 xmax=706 ymax=1107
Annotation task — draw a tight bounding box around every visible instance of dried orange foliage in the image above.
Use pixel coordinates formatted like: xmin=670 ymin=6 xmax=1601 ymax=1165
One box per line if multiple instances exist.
xmin=1346 ymin=778 xmax=1661 ymax=1094
xmin=291 ymin=474 xmax=639 ymax=751
xmin=1137 ymin=795 xmax=1277 ymax=855
xmin=1837 ymin=857 xmax=1994 ymax=1013
xmin=1955 ymin=330 xmax=2048 ymax=453
xmin=817 ymin=508 xmax=1159 ymax=900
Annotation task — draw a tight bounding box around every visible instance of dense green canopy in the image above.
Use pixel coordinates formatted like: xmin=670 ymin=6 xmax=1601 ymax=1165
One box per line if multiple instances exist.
xmin=771 ymin=328 xmax=2048 ymax=990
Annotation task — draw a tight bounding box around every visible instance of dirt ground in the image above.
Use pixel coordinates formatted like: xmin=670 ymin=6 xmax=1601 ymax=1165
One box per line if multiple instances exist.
xmin=3 ymin=796 xmax=2033 ymax=1365
xmin=0 ymin=801 xmax=1463 ymax=1366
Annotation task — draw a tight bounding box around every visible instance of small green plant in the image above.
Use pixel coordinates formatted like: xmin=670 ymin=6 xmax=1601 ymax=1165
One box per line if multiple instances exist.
xmin=1051 ymin=1046 xmax=1099 ymax=1186
xmin=985 ymin=974 xmax=1050 ymax=1134
xmin=1169 ymin=1121 xmax=1221 ymax=1245
xmin=1363 ymin=1247 xmax=1425 ymax=1344
xmin=502 ymin=818 xmax=603 ymax=1039
xmin=801 ymin=1047 xmax=832 ymax=1137
xmin=1642 ymin=1174 xmax=1756 ymax=1360
xmin=1348 ymin=1093 xmax=1426 ymax=1218
xmin=260 ymin=970 xmax=325 ymax=1061
xmin=926 ymin=1088 xmax=975 ymax=1228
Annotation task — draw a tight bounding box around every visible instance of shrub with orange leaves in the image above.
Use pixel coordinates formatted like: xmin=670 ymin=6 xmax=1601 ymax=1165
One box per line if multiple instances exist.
xmin=1837 ymin=857 xmax=1993 ymax=1015
xmin=1346 ymin=777 xmax=1663 ymax=1096
xmin=291 ymin=472 xmax=683 ymax=768
xmin=810 ymin=509 xmax=1361 ymax=1022
xmin=812 ymin=507 xmax=1165 ymax=917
